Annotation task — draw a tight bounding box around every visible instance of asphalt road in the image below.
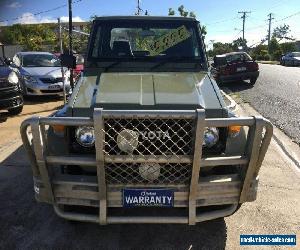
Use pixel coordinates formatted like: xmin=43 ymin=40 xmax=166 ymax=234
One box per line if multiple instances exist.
xmin=0 ymin=97 xmax=299 ymax=250
xmin=222 ymin=64 xmax=300 ymax=145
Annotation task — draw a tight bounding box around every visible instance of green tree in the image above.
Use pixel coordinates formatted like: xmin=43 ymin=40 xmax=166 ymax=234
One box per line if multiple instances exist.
xmin=167 ymin=5 xmax=207 ymax=39
xmin=212 ymin=42 xmax=233 ymax=55
xmin=269 ymin=37 xmax=282 ymax=60
xmin=280 ymin=42 xmax=297 ymax=54
xmin=178 ymin=5 xmax=189 ymax=17
xmin=273 ymin=24 xmax=293 ymax=41
xmin=232 ymin=37 xmax=247 ymax=50
xmin=168 ymin=8 xmax=175 ymax=16
xmin=250 ymin=44 xmax=269 ymax=60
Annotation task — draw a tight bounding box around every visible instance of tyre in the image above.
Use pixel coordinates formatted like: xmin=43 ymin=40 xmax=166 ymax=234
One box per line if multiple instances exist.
xmin=8 ymin=106 xmax=23 ymax=115
xmin=250 ymin=77 xmax=257 ymax=85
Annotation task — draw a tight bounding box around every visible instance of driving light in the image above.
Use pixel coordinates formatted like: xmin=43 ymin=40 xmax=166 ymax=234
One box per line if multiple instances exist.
xmin=75 ymin=126 xmax=95 ymax=147
xmin=117 ymin=129 xmax=139 ymax=154
xmin=8 ymin=71 xmax=19 ymax=85
xmin=228 ymin=125 xmax=241 ymax=138
xmin=203 ymin=127 xmax=219 ymax=148
xmin=139 ymin=163 xmax=161 ymax=182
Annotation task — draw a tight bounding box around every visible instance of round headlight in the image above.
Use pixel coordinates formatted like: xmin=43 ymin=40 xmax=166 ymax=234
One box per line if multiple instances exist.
xmin=117 ymin=129 xmax=139 ymax=154
xmin=203 ymin=127 xmax=219 ymax=148
xmin=8 ymin=71 xmax=19 ymax=85
xmin=139 ymin=163 xmax=161 ymax=182
xmin=75 ymin=126 xmax=95 ymax=147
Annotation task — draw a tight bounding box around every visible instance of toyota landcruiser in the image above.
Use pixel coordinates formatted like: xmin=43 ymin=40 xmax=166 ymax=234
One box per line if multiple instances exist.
xmin=21 ymin=16 xmax=273 ymax=225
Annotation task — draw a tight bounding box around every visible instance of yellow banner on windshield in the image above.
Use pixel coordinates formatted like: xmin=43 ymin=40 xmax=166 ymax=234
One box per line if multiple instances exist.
xmin=146 ymin=25 xmax=191 ymax=56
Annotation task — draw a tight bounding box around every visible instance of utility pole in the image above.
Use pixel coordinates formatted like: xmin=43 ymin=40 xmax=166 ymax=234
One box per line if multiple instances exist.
xmin=58 ymin=18 xmax=66 ymax=104
xmin=136 ymin=0 xmax=142 ymax=15
xmin=238 ymin=11 xmax=251 ymax=48
xmin=68 ymin=0 xmax=74 ymax=90
xmin=267 ymin=13 xmax=274 ymax=53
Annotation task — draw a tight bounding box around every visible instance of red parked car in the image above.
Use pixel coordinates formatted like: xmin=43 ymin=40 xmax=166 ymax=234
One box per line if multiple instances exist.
xmin=211 ymin=52 xmax=259 ymax=85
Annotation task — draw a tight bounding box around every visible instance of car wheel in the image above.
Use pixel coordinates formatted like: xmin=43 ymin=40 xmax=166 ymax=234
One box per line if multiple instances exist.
xmin=250 ymin=77 xmax=257 ymax=85
xmin=8 ymin=106 xmax=23 ymax=115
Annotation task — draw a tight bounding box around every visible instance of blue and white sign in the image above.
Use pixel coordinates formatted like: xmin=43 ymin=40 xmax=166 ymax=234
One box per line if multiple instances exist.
xmin=123 ymin=189 xmax=174 ymax=207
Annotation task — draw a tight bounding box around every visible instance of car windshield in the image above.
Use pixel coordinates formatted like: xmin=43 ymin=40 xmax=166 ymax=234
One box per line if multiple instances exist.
xmin=291 ymin=52 xmax=300 ymax=57
xmin=226 ymin=53 xmax=252 ymax=63
xmin=89 ymin=19 xmax=204 ymax=71
xmin=22 ymin=54 xmax=60 ymax=67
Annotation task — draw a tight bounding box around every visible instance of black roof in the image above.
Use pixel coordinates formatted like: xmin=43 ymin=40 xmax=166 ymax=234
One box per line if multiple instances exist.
xmin=94 ymin=16 xmax=197 ymax=22
xmin=215 ymin=52 xmax=248 ymax=57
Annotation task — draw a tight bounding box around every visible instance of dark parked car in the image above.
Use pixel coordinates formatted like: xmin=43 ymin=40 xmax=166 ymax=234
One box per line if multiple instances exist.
xmin=280 ymin=52 xmax=300 ymax=66
xmin=0 ymin=56 xmax=24 ymax=115
xmin=211 ymin=52 xmax=259 ymax=85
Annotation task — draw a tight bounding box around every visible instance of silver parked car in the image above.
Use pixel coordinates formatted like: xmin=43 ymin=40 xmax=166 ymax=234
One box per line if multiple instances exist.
xmin=12 ymin=52 xmax=70 ymax=96
xmin=280 ymin=52 xmax=300 ymax=66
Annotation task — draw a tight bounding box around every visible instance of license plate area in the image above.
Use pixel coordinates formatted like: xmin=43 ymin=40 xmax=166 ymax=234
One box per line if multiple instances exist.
xmin=236 ymin=67 xmax=247 ymax=72
xmin=123 ymin=188 xmax=174 ymax=207
xmin=48 ymin=84 xmax=61 ymax=90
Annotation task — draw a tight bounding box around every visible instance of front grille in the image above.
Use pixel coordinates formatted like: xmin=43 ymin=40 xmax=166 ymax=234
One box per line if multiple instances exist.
xmin=40 ymin=77 xmax=63 ymax=84
xmin=105 ymin=163 xmax=192 ymax=184
xmin=102 ymin=117 xmax=195 ymax=184
xmin=40 ymin=89 xmax=62 ymax=93
xmin=0 ymin=78 xmax=13 ymax=88
xmin=104 ymin=118 xmax=195 ymax=156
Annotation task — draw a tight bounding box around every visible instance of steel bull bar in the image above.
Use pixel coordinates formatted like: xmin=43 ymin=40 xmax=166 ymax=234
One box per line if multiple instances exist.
xmin=20 ymin=109 xmax=273 ymax=225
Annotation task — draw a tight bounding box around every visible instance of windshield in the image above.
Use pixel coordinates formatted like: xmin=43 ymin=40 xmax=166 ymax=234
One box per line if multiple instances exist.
xmin=291 ymin=52 xmax=300 ymax=57
xmin=22 ymin=54 xmax=60 ymax=67
xmin=226 ymin=53 xmax=252 ymax=63
xmin=89 ymin=20 xmax=204 ymax=69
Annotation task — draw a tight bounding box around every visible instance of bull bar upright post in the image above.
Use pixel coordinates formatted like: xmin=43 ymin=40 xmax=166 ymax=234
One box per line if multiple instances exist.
xmin=188 ymin=109 xmax=205 ymax=225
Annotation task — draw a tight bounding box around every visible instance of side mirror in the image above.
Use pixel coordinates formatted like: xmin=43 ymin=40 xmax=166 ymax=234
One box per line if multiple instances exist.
xmin=60 ymin=53 xmax=76 ymax=69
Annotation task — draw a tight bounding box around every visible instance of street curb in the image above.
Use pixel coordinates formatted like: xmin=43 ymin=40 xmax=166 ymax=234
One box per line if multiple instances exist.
xmin=220 ymin=89 xmax=237 ymax=112
xmin=222 ymin=88 xmax=300 ymax=173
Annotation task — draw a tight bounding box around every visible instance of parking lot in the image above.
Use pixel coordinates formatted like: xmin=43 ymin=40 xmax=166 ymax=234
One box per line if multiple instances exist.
xmin=0 ymin=73 xmax=299 ymax=249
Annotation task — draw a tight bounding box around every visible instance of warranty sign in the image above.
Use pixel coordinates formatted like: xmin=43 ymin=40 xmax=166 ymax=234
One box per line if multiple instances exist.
xmin=123 ymin=188 xmax=174 ymax=207
xmin=146 ymin=25 xmax=191 ymax=56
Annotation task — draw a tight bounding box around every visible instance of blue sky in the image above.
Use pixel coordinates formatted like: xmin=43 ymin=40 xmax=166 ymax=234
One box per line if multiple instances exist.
xmin=0 ymin=0 xmax=299 ymax=47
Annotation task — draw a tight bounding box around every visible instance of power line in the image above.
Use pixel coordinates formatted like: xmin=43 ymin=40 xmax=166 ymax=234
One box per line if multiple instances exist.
xmin=274 ymin=11 xmax=300 ymax=23
xmin=205 ymin=17 xmax=239 ymax=26
xmin=0 ymin=0 xmax=83 ymax=23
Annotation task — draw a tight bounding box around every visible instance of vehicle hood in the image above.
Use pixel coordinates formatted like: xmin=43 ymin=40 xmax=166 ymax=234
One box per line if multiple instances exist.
xmin=293 ymin=57 xmax=300 ymax=60
xmin=70 ymin=72 xmax=225 ymax=116
xmin=0 ymin=66 xmax=12 ymax=77
xmin=21 ymin=66 xmax=67 ymax=77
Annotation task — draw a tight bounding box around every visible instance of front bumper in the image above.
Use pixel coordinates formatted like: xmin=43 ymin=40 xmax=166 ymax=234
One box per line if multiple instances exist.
xmin=0 ymin=86 xmax=23 ymax=111
xmin=20 ymin=109 xmax=272 ymax=225
xmin=25 ymin=81 xmax=71 ymax=96
xmin=217 ymin=71 xmax=259 ymax=83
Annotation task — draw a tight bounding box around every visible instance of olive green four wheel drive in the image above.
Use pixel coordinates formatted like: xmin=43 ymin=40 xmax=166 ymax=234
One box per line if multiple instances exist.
xmin=21 ymin=16 xmax=273 ymax=225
